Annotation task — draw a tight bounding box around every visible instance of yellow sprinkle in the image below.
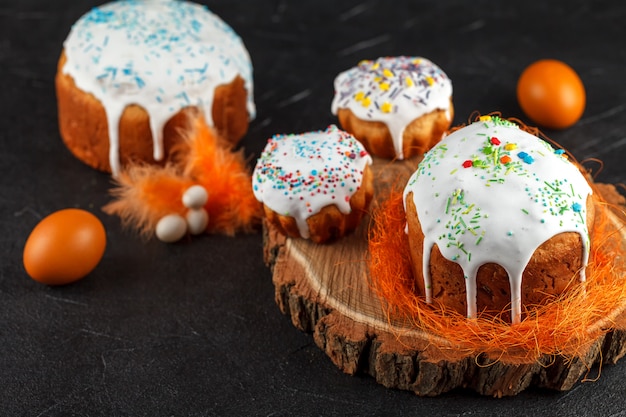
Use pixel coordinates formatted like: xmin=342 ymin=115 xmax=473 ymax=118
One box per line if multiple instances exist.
xmin=379 ymin=82 xmax=390 ymax=91
xmin=381 ymin=102 xmax=393 ymax=113
xmin=354 ymin=91 xmax=365 ymax=101
xmin=504 ymin=143 xmax=517 ymax=151
xmin=479 ymin=115 xmax=492 ymax=122
xmin=383 ymin=68 xmax=394 ymax=78
xmin=361 ymin=97 xmax=372 ymax=107
xmin=374 ymin=76 xmax=382 ymax=83
xmin=413 ymin=58 xmax=422 ymax=64
xmin=405 ymin=77 xmax=414 ymax=87
xmin=371 ymin=62 xmax=380 ymax=70
xmin=425 ymin=76 xmax=434 ymax=86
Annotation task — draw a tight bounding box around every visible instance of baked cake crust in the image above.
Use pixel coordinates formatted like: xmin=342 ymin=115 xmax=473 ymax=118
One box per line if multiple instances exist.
xmin=336 ymin=100 xmax=454 ymax=160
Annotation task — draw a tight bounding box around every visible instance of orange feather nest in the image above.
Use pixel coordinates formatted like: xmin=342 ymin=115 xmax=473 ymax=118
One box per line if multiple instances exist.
xmin=104 ymin=116 xmax=262 ymax=238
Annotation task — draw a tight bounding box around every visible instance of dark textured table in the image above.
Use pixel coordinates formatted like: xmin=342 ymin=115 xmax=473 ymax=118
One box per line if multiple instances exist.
xmin=2 ymin=1 xmax=626 ymax=415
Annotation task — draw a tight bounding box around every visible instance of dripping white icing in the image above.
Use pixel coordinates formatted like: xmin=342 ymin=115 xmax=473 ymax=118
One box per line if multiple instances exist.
xmin=62 ymin=0 xmax=255 ymax=176
xmin=331 ymin=56 xmax=452 ymax=160
xmin=403 ymin=116 xmax=592 ymax=323
xmin=252 ymin=125 xmax=372 ymax=239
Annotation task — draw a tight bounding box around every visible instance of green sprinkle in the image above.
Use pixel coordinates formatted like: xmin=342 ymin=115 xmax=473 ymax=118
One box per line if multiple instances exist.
xmin=522 ymin=208 xmax=529 ymax=215
xmin=544 ymin=181 xmax=558 ymax=191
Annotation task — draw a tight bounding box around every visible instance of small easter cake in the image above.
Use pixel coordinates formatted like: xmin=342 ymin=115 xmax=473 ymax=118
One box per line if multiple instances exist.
xmin=252 ymin=125 xmax=373 ymax=244
xmin=331 ymin=56 xmax=453 ymax=160
xmin=403 ymin=116 xmax=594 ymax=323
xmin=56 ymin=0 xmax=255 ymax=175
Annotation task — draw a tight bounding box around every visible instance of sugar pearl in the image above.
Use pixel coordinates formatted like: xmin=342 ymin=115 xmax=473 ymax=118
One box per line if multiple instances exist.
xmin=155 ymin=214 xmax=187 ymax=243
xmin=182 ymin=185 xmax=209 ymax=209
xmin=186 ymin=208 xmax=209 ymax=235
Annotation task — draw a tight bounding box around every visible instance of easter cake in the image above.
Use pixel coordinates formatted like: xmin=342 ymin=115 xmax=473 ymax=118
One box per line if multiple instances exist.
xmin=403 ymin=116 xmax=594 ymax=323
xmin=252 ymin=125 xmax=373 ymax=244
xmin=56 ymin=0 xmax=255 ymax=175
xmin=331 ymin=56 xmax=453 ymax=160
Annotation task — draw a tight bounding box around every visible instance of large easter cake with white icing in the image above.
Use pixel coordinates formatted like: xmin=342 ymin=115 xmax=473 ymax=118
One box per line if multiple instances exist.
xmin=403 ymin=116 xmax=595 ymax=323
xmin=56 ymin=0 xmax=255 ymax=175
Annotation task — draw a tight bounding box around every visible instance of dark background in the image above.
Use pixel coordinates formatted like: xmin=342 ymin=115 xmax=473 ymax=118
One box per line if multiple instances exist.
xmin=2 ymin=0 xmax=626 ymax=416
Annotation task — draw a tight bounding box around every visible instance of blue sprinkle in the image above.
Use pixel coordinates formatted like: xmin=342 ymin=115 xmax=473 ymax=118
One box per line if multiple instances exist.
xmin=572 ymin=202 xmax=582 ymax=212
xmin=517 ymin=151 xmax=528 ymax=159
xmin=86 ymin=8 xmax=115 ymax=24
xmin=191 ymin=19 xmax=202 ymax=32
xmin=555 ymin=149 xmax=565 ymax=155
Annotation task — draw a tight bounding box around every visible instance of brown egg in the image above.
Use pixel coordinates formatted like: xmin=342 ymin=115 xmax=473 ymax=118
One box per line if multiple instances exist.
xmin=23 ymin=208 xmax=106 ymax=285
xmin=517 ymin=59 xmax=586 ymax=129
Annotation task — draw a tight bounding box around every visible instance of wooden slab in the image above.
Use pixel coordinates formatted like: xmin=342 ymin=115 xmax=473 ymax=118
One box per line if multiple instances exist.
xmin=263 ymin=157 xmax=626 ymax=397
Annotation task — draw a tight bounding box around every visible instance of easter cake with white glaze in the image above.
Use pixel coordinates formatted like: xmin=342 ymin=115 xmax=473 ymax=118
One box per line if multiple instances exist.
xmin=403 ymin=116 xmax=595 ymax=323
xmin=56 ymin=0 xmax=255 ymax=175
xmin=252 ymin=125 xmax=373 ymax=244
xmin=331 ymin=56 xmax=453 ymax=160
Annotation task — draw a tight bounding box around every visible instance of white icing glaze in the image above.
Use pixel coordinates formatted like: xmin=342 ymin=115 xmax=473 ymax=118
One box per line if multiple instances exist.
xmin=331 ymin=56 xmax=452 ymax=160
xmin=403 ymin=116 xmax=592 ymax=323
xmin=252 ymin=125 xmax=372 ymax=239
xmin=62 ymin=0 xmax=255 ymax=176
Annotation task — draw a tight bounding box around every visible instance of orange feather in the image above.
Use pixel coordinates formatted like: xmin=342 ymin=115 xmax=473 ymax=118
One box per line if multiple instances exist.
xmin=104 ymin=115 xmax=262 ymax=238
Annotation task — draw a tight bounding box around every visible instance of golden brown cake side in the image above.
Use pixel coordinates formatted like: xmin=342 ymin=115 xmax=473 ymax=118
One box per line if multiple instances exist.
xmin=336 ymin=100 xmax=454 ymax=160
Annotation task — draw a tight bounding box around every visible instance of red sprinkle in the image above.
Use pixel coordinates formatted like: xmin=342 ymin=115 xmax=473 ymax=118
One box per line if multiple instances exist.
xmin=462 ymin=160 xmax=473 ymax=168
xmin=491 ymin=137 xmax=501 ymax=145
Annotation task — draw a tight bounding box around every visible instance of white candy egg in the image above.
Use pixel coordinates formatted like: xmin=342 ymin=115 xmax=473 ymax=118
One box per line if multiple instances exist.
xmin=182 ymin=185 xmax=209 ymax=209
xmin=155 ymin=214 xmax=187 ymax=243
xmin=186 ymin=208 xmax=209 ymax=235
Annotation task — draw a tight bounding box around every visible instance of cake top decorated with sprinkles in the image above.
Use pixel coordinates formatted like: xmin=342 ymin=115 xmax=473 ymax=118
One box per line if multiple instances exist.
xmin=252 ymin=125 xmax=372 ymax=239
xmin=62 ymin=0 xmax=255 ymax=175
xmin=331 ymin=56 xmax=452 ymax=159
xmin=403 ymin=116 xmax=593 ymax=323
